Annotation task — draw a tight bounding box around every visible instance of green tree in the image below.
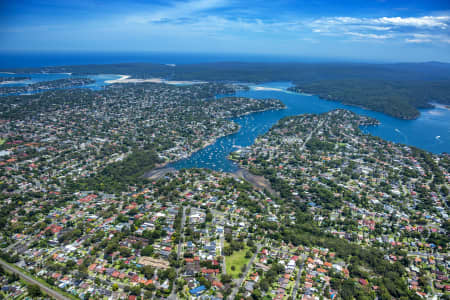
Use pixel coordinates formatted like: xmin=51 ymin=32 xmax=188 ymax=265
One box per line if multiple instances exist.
xmin=27 ymin=284 xmax=42 ymax=297
xmin=141 ymin=245 xmax=154 ymax=256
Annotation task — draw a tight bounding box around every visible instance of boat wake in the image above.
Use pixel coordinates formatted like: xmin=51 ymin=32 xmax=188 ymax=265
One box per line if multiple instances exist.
xmin=394 ymin=128 xmax=408 ymax=144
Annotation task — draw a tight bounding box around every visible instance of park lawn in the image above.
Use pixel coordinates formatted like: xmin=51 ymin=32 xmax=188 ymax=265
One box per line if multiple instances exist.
xmin=225 ymin=245 xmax=251 ymax=279
xmin=0 ymin=138 xmax=5 ymax=146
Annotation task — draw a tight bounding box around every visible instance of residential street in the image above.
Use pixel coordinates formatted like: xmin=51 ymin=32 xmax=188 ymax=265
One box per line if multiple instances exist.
xmin=169 ymin=205 xmax=187 ymax=300
xmin=0 ymin=259 xmax=71 ymax=300
xmin=229 ymin=244 xmax=261 ymax=299
xmin=292 ymin=257 xmax=306 ymax=300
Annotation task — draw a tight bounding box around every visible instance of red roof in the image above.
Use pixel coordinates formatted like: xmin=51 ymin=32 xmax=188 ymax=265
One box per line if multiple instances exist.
xmin=145 ymin=280 xmax=153 ymax=285
xmin=46 ymin=224 xmax=63 ymax=234
xmin=79 ymin=194 xmax=97 ymax=203
xmin=212 ymin=281 xmax=224 ymax=289
xmin=202 ymin=268 xmax=219 ymax=274
xmin=359 ymin=278 xmax=368 ymax=286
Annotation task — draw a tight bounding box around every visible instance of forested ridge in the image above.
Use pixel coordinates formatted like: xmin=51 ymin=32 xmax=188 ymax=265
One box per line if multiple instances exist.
xmin=288 ymin=79 xmax=450 ymax=119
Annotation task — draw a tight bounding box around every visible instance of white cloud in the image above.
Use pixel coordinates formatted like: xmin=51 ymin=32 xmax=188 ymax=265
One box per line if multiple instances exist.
xmin=404 ymin=33 xmax=450 ymax=44
xmin=120 ymin=5 xmax=450 ymax=45
xmin=126 ymin=0 xmax=230 ymax=24
xmin=358 ymin=25 xmax=392 ymax=31
xmin=308 ymin=15 xmax=450 ymax=43
xmin=375 ymin=16 xmax=450 ymax=29
xmin=406 ymin=38 xmax=432 ymax=43
xmin=347 ymin=32 xmax=392 ymax=39
xmin=313 ymin=15 xmax=450 ymax=29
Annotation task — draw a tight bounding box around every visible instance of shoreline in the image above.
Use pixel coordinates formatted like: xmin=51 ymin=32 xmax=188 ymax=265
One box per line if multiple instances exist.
xmin=430 ymin=103 xmax=450 ymax=111
xmin=0 ymin=80 xmax=28 ymax=85
xmin=287 ymin=87 xmax=422 ymax=120
xmin=105 ymin=74 xmax=131 ymax=84
xmin=142 ymin=105 xmax=285 ymax=179
xmin=252 ymin=87 xmax=284 ymax=92
xmin=231 ymin=167 xmax=278 ymax=196
xmin=105 ymin=75 xmax=207 ymax=85
xmin=143 ymin=125 xmax=241 ymax=179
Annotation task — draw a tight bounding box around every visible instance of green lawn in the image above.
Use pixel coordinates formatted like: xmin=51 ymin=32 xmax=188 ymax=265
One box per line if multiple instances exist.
xmin=225 ymin=246 xmax=251 ymax=278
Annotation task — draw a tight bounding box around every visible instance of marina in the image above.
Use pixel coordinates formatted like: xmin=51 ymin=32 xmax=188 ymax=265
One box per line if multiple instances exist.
xmin=170 ymin=81 xmax=450 ymax=172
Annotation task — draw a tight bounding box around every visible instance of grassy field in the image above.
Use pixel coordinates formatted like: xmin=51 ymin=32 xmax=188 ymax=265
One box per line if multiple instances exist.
xmin=225 ymin=245 xmax=251 ymax=278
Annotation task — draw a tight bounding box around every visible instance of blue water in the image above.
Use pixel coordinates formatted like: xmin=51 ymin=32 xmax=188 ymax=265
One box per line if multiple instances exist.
xmin=170 ymin=82 xmax=450 ymax=172
xmin=1 ymin=72 xmax=448 ymax=171
xmin=0 ymin=72 xmax=122 ymax=94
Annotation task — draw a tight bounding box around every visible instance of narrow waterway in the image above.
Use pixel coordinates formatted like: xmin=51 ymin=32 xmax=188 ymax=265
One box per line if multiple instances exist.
xmin=169 ymin=82 xmax=450 ymax=172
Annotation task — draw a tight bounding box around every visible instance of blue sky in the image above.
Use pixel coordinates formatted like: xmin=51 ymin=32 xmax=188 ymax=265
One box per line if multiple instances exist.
xmin=1 ymin=0 xmax=450 ymax=62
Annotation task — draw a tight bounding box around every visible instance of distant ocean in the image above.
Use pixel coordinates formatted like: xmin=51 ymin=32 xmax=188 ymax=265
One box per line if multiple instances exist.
xmin=0 ymin=51 xmax=348 ymax=69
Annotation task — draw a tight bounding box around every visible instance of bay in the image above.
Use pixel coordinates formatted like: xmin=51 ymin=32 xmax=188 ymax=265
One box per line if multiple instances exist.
xmin=169 ymin=82 xmax=449 ymax=172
